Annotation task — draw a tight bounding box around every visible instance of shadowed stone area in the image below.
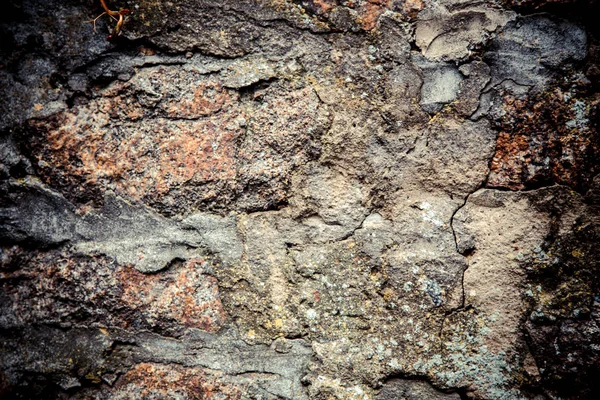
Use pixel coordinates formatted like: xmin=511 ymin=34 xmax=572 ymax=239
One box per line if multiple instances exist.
xmin=1 ymin=0 xmax=599 ymax=399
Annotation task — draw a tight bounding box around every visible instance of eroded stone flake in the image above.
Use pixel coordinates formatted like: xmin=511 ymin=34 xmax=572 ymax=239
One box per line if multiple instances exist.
xmin=0 ymin=180 xmax=243 ymax=273
xmin=0 ymin=325 xmax=312 ymax=398
xmin=414 ymin=55 xmax=463 ymax=113
xmin=415 ymin=1 xmax=515 ymax=61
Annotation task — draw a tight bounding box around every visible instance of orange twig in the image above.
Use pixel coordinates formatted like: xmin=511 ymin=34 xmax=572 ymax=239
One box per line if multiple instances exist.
xmin=88 ymin=0 xmax=132 ymax=40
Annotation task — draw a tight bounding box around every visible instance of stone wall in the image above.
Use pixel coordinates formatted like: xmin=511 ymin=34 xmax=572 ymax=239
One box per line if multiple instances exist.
xmin=1 ymin=0 xmax=599 ymax=398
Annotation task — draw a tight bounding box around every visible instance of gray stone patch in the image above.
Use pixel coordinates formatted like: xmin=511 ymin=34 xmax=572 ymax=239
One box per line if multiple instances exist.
xmin=75 ymin=194 xmax=205 ymax=273
xmin=0 ymin=325 xmax=312 ymax=399
xmin=182 ymin=212 xmax=244 ymax=266
xmin=218 ymin=56 xmax=277 ymax=89
xmin=414 ymin=55 xmax=463 ymax=113
xmin=0 ymin=180 xmax=242 ymax=273
xmin=484 ymin=15 xmax=587 ymax=90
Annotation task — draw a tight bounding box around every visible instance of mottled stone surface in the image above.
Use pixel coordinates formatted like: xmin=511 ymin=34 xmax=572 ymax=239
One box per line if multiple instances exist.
xmin=376 ymin=378 xmax=461 ymax=399
xmin=1 ymin=0 xmax=599 ymax=399
xmin=0 ymin=247 xmax=226 ymax=334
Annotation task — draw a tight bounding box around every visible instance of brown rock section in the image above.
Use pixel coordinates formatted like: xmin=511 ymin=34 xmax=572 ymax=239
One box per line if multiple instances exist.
xmin=27 ymin=72 xmax=241 ymax=211
xmin=81 ymin=363 xmax=244 ymax=399
xmin=488 ymin=86 xmax=600 ymax=191
xmin=117 ymin=258 xmax=226 ymax=333
xmin=0 ymin=247 xmax=226 ymax=335
xmin=287 ymin=0 xmax=423 ymax=30
xmin=27 ymin=68 xmax=328 ymax=214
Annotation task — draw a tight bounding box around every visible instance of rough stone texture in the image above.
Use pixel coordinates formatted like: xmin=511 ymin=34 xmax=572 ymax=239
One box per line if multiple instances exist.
xmin=26 ymin=65 xmax=328 ymax=214
xmin=376 ymin=378 xmax=461 ymax=399
xmin=415 ymin=0 xmax=515 ymax=62
xmin=487 ymin=83 xmax=600 ymax=191
xmin=0 ymin=247 xmax=226 ymax=335
xmin=0 ymin=326 xmax=312 ymax=398
xmin=1 ymin=0 xmax=599 ymax=399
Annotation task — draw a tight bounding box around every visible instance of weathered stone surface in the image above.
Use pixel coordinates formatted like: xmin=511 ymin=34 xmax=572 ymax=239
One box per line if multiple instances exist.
xmin=1 ymin=0 xmax=599 ymax=399
xmin=484 ymin=15 xmax=587 ymax=90
xmin=26 ymin=64 xmax=329 ymax=215
xmin=415 ymin=1 xmax=515 ymax=62
xmin=487 ymin=83 xmax=599 ymax=191
xmin=377 ymin=378 xmax=461 ymax=399
xmin=0 ymin=325 xmax=312 ymax=398
xmin=0 ymin=247 xmax=226 ymax=334
xmin=414 ymin=55 xmax=463 ymax=113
